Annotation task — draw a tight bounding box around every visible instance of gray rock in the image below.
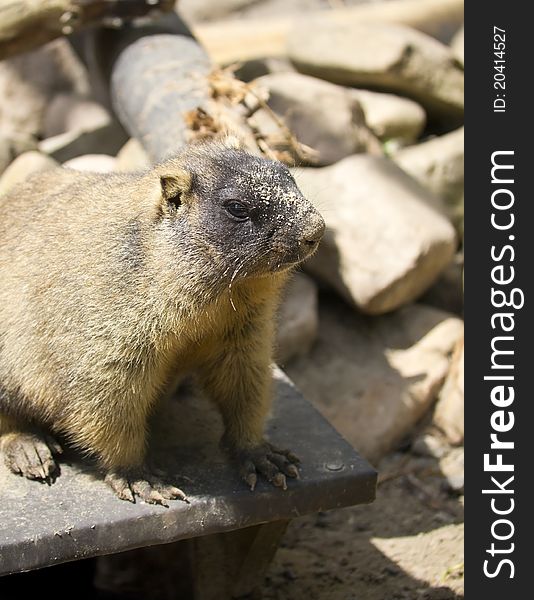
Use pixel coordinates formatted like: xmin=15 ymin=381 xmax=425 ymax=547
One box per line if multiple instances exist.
xmin=420 ymin=253 xmax=463 ymax=316
xmin=63 ymin=154 xmax=117 ymax=173
xmin=288 ymin=20 xmax=464 ymax=121
xmin=179 ymin=0 xmax=259 ymax=21
xmin=440 ymin=447 xmax=464 ymax=493
xmin=39 ymin=121 xmax=128 ymax=164
xmin=252 ymin=72 xmax=380 ymax=165
xmin=294 ymin=155 xmax=457 ymax=314
xmin=234 ymin=57 xmax=295 ymax=82
xmin=451 ymin=26 xmax=464 ymax=66
xmin=0 ymin=39 xmax=90 ymax=140
xmin=276 ymin=273 xmax=319 ymax=365
xmin=412 ymin=431 xmax=450 ymax=458
xmin=0 ymin=133 xmax=37 ymax=175
xmin=43 ymin=93 xmax=111 ymax=138
xmin=286 ymin=299 xmax=464 ymax=463
xmin=348 ymin=88 xmax=426 ymax=144
xmin=0 ymin=151 xmax=58 ymax=197
xmin=115 ymin=139 xmax=151 ymax=172
xmin=393 ymin=128 xmax=464 ymax=235
xmin=433 ymin=335 xmax=464 ymax=445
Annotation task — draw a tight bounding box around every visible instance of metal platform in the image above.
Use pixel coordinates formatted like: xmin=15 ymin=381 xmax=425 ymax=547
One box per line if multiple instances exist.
xmin=0 ymin=368 xmax=376 ymax=577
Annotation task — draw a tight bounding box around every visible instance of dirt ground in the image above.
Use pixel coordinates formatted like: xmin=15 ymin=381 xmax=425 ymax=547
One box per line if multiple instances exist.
xmin=263 ymin=450 xmax=464 ymax=600
xmin=262 ymin=289 xmax=464 ymax=600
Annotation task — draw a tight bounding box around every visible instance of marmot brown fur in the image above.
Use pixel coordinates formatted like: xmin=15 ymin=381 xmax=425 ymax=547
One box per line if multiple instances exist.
xmin=0 ymin=137 xmax=325 ymax=505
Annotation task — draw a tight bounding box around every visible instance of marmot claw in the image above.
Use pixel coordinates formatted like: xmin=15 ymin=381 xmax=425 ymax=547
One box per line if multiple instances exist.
xmin=105 ymin=467 xmax=189 ymax=507
xmin=2 ymin=431 xmax=62 ymax=482
xmin=236 ymin=442 xmax=300 ymax=491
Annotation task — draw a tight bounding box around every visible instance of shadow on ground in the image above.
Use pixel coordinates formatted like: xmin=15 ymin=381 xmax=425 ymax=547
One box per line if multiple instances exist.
xmin=262 ymin=451 xmax=464 ymax=600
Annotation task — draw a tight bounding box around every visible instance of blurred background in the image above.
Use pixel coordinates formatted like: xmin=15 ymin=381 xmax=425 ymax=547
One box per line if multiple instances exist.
xmin=0 ymin=0 xmax=464 ymax=598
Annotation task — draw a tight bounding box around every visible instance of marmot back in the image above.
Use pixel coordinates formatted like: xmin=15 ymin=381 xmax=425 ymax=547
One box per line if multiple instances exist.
xmin=0 ymin=137 xmax=325 ymax=505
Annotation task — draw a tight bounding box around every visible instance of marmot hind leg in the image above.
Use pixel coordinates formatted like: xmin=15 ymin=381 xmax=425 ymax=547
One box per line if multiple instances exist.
xmin=0 ymin=413 xmax=63 ymax=481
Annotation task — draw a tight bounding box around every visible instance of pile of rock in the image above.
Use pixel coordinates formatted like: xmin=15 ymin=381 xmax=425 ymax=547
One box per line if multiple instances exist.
xmin=0 ymin=0 xmax=464 ymax=466
xmin=211 ymin=2 xmax=465 ymax=462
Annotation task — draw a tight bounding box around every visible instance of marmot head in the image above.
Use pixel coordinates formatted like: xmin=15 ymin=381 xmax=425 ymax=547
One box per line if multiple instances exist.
xmin=154 ymin=137 xmax=325 ymax=285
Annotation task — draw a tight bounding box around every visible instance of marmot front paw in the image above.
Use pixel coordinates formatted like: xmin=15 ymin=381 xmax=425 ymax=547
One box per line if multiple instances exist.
xmin=2 ymin=431 xmax=62 ymax=482
xmin=234 ymin=442 xmax=300 ymax=491
xmin=105 ymin=467 xmax=189 ymax=507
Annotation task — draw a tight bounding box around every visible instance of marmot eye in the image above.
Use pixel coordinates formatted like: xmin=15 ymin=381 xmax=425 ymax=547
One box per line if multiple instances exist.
xmin=225 ymin=201 xmax=249 ymax=220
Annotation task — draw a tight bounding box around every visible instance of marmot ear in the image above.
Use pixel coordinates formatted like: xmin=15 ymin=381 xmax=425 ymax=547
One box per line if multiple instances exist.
xmin=160 ymin=170 xmax=192 ymax=207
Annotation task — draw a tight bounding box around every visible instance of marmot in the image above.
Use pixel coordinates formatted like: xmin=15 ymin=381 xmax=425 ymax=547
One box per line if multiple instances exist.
xmin=0 ymin=137 xmax=325 ymax=505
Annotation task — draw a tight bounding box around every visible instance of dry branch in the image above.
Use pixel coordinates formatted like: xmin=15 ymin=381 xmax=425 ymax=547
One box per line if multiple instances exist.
xmin=0 ymin=0 xmax=174 ymax=60
xmin=87 ymin=12 xmax=259 ymax=163
xmin=87 ymin=13 xmax=308 ymax=164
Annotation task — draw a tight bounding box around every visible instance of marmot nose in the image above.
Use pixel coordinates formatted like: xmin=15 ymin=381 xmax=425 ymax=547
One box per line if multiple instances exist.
xmin=302 ymin=213 xmax=326 ymax=247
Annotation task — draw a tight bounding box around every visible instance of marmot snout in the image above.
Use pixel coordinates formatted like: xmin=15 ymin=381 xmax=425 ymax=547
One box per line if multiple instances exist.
xmin=159 ymin=141 xmax=325 ymax=283
xmin=0 ymin=136 xmax=325 ymax=505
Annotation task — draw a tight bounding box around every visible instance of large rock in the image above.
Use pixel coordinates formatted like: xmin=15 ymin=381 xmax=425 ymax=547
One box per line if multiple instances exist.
xmin=433 ymin=334 xmax=464 ymax=445
xmin=63 ymin=154 xmax=116 ymax=173
xmin=234 ymin=57 xmax=295 ymax=83
xmin=39 ymin=120 xmax=129 ymax=163
xmin=0 ymin=151 xmax=58 ymax=196
xmin=0 ymin=39 xmax=89 ymax=140
xmin=451 ymin=25 xmax=464 ymax=66
xmin=286 ymin=298 xmax=464 ymax=463
xmin=393 ymin=128 xmax=464 ymax=235
xmin=43 ymin=93 xmax=111 ymax=138
xmin=251 ymin=72 xmax=380 ymax=165
xmin=275 ymin=273 xmax=318 ymax=365
xmin=420 ymin=253 xmax=463 ymax=316
xmin=294 ymin=156 xmax=456 ymax=314
xmin=0 ymin=133 xmax=37 ymax=175
xmin=440 ymin=446 xmax=464 ymax=493
xmin=288 ymin=20 xmax=464 ymax=121
xmin=348 ymin=88 xmax=426 ymax=144
xmin=115 ymin=138 xmax=151 ymax=172
xmin=179 ymin=0 xmax=259 ymax=21
xmin=192 ymin=0 xmax=465 ymax=65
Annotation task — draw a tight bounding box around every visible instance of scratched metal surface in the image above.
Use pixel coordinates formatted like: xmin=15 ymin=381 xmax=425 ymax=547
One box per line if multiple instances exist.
xmin=0 ymin=369 xmax=376 ymax=576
